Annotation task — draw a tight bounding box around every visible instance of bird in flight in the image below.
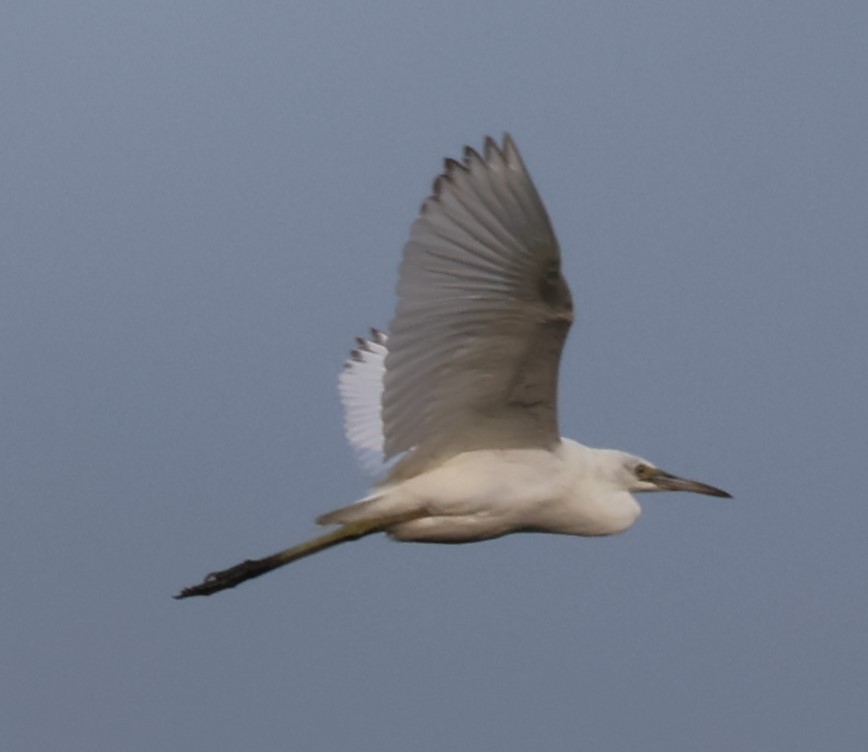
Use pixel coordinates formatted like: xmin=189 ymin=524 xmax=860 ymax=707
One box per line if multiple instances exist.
xmin=176 ymin=134 xmax=730 ymax=599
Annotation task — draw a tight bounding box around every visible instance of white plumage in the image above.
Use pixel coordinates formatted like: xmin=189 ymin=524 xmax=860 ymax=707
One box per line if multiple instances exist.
xmin=338 ymin=328 xmax=390 ymax=477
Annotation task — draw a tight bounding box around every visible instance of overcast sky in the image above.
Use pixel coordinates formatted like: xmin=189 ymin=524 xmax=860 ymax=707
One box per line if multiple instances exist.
xmin=3 ymin=2 xmax=867 ymax=750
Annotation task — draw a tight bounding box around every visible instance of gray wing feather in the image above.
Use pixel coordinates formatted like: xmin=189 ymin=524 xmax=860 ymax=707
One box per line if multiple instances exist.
xmin=382 ymin=135 xmax=573 ymax=470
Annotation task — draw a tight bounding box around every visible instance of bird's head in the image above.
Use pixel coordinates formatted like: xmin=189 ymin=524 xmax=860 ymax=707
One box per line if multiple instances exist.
xmin=616 ymin=452 xmax=731 ymax=498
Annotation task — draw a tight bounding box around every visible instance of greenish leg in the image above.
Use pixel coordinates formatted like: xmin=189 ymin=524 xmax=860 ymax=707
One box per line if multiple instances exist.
xmin=174 ymin=512 xmax=421 ymax=599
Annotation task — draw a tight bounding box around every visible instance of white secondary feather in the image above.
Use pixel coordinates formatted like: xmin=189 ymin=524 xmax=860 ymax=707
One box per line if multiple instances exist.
xmin=338 ymin=328 xmax=389 ymax=476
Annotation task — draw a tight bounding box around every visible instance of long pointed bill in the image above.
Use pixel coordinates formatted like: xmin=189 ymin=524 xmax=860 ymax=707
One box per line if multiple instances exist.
xmin=651 ymin=469 xmax=732 ymax=498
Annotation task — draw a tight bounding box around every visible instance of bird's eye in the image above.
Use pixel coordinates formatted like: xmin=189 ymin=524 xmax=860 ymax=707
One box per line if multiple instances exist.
xmin=635 ymin=464 xmax=651 ymax=480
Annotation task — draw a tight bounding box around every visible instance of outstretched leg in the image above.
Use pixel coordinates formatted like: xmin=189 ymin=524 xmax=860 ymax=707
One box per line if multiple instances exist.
xmin=174 ymin=511 xmax=424 ymax=599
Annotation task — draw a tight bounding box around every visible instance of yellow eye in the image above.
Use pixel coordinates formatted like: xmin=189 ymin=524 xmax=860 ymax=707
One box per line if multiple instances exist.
xmin=635 ymin=464 xmax=651 ymax=480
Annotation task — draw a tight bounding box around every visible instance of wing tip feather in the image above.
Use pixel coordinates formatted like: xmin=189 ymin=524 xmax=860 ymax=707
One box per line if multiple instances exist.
xmin=425 ymin=134 xmax=521 ymax=209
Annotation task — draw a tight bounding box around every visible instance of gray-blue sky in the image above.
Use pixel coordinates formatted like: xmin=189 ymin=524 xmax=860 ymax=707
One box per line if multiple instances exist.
xmin=2 ymin=2 xmax=867 ymax=750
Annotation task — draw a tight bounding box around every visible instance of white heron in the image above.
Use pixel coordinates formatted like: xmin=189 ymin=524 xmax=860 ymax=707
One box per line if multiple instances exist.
xmin=176 ymin=134 xmax=729 ymax=599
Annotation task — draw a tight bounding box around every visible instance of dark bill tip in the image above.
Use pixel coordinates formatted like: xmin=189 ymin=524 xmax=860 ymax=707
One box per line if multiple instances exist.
xmin=653 ymin=470 xmax=732 ymax=498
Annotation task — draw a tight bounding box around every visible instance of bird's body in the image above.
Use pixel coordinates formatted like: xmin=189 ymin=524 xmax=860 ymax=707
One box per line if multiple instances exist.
xmin=349 ymin=441 xmax=642 ymax=542
xmin=176 ymin=134 xmax=729 ymax=599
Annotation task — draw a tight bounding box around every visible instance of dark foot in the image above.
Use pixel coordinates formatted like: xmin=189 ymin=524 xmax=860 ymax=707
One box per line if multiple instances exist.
xmin=174 ymin=557 xmax=274 ymax=599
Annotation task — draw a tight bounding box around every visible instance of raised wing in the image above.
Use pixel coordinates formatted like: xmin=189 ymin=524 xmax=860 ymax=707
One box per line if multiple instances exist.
xmin=382 ymin=135 xmax=573 ymax=471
